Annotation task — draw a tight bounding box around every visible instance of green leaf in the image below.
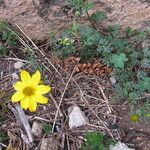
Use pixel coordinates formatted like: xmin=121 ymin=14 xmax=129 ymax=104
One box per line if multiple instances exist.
xmin=80 ymin=132 xmax=115 ymax=150
xmin=111 ymin=53 xmax=128 ymax=68
xmin=141 ymin=58 xmax=150 ymax=68
xmin=0 ymin=132 xmax=7 ymax=143
xmin=139 ymin=77 xmax=150 ymax=91
xmin=125 ymin=26 xmax=137 ymax=37
xmin=43 ymin=123 xmax=52 ymax=135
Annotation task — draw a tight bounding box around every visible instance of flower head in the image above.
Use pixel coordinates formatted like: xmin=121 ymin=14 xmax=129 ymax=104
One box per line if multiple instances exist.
xmin=11 ymin=70 xmax=51 ymax=112
xmin=130 ymin=114 xmax=138 ymax=122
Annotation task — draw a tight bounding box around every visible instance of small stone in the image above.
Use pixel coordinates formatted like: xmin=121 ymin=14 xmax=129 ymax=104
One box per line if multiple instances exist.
xmin=110 ymin=76 xmax=117 ymax=85
xmin=14 ymin=61 xmax=24 ymax=70
xmin=40 ymin=138 xmax=58 ymax=150
xmin=110 ymin=142 xmax=135 ymax=150
xmin=12 ymin=72 xmax=19 ymax=81
xmin=32 ymin=121 xmax=43 ymax=137
xmin=68 ymin=105 xmax=89 ymax=129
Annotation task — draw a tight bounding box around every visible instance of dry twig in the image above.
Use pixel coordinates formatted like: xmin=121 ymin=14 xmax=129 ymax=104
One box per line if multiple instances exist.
xmin=8 ymin=104 xmax=33 ymax=147
xmin=96 ymin=80 xmax=113 ymax=114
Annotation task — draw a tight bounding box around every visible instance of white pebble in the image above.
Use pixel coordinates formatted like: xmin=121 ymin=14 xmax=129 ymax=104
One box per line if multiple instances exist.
xmin=68 ymin=105 xmax=89 ymax=129
xmin=110 ymin=142 xmax=135 ymax=150
xmin=12 ymin=72 xmax=19 ymax=80
xmin=110 ymin=75 xmax=117 ymax=85
xmin=14 ymin=61 xmax=24 ymax=70
xmin=32 ymin=121 xmax=43 ymax=137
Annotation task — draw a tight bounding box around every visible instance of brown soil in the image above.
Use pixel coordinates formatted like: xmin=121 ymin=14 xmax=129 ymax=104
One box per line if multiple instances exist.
xmin=0 ymin=0 xmax=150 ymax=40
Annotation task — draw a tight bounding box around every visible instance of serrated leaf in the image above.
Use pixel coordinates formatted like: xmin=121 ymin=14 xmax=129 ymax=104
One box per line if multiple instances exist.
xmin=111 ymin=53 xmax=128 ymax=68
xmin=141 ymin=58 xmax=150 ymax=68
xmin=139 ymin=77 xmax=150 ymax=91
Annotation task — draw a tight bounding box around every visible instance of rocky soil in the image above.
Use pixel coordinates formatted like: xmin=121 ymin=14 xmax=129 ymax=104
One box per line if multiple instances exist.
xmin=0 ymin=0 xmax=150 ymax=40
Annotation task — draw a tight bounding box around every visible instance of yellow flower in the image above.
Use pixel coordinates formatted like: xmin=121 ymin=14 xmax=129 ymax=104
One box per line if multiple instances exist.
xmin=130 ymin=114 xmax=138 ymax=122
xmin=11 ymin=70 xmax=51 ymax=112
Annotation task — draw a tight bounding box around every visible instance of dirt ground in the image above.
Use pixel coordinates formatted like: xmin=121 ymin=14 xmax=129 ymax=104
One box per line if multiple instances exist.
xmin=0 ymin=0 xmax=150 ymax=40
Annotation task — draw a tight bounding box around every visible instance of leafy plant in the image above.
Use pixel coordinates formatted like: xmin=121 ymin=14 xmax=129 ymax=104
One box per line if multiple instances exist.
xmin=0 ymin=21 xmax=17 ymax=46
xmin=80 ymin=132 xmax=115 ymax=150
xmin=90 ymin=11 xmax=106 ymax=22
xmin=139 ymin=77 xmax=150 ymax=91
xmin=43 ymin=123 xmax=52 ymax=135
xmin=0 ymin=21 xmax=18 ymax=57
xmin=49 ymin=9 xmax=150 ymax=119
xmin=67 ymin=0 xmax=94 ymax=14
xmin=25 ymin=52 xmax=45 ymax=72
xmin=0 ymin=132 xmax=7 ymax=143
xmin=0 ymin=44 xmax=7 ymax=56
xmin=110 ymin=53 xmax=128 ymax=69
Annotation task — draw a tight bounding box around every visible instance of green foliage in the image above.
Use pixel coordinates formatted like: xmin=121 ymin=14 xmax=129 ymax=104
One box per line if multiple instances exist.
xmin=49 ymin=10 xmax=150 ymax=117
xmin=80 ymin=132 xmax=115 ymax=150
xmin=107 ymin=25 xmax=121 ymax=38
xmin=79 ymin=26 xmax=101 ymax=45
xmin=0 ymin=21 xmax=17 ymax=57
xmin=0 ymin=21 xmax=17 ymax=46
xmin=0 ymin=132 xmax=7 ymax=143
xmin=110 ymin=53 xmax=128 ymax=69
xmin=90 ymin=11 xmax=106 ymax=22
xmin=139 ymin=77 xmax=150 ymax=91
xmin=125 ymin=26 xmax=137 ymax=37
xmin=0 ymin=44 xmax=7 ymax=56
xmin=25 ymin=52 xmax=44 ymax=72
xmin=43 ymin=123 xmax=52 ymax=135
xmin=67 ymin=0 xmax=94 ymax=13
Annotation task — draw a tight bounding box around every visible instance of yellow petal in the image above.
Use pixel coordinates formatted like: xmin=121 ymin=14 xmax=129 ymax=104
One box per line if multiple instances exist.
xmin=31 ymin=70 xmax=41 ymax=85
xmin=11 ymin=91 xmax=25 ymax=102
xmin=29 ymin=99 xmax=37 ymax=112
xmin=13 ymin=81 xmax=24 ymax=91
xmin=36 ymin=85 xmax=51 ymax=94
xmin=20 ymin=70 xmax=31 ymax=83
xmin=34 ymin=95 xmax=48 ymax=104
xmin=20 ymin=97 xmax=29 ymax=110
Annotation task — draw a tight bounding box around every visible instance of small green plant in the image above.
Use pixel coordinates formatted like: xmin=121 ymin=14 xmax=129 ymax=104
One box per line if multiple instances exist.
xmin=90 ymin=11 xmax=106 ymax=22
xmin=67 ymin=0 xmax=94 ymax=15
xmin=49 ymin=31 xmax=76 ymax=58
xmin=110 ymin=53 xmax=128 ymax=69
xmin=25 ymin=52 xmax=45 ymax=72
xmin=0 ymin=44 xmax=7 ymax=56
xmin=80 ymin=132 xmax=115 ymax=150
xmin=0 ymin=21 xmax=17 ymax=57
xmin=0 ymin=132 xmax=7 ymax=143
xmin=43 ymin=123 xmax=52 ymax=135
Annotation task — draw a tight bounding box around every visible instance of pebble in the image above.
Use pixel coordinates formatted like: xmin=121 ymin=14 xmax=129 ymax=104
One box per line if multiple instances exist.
xmin=32 ymin=121 xmax=43 ymax=137
xmin=12 ymin=72 xmax=19 ymax=81
xmin=68 ymin=105 xmax=89 ymax=129
xmin=14 ymin=61 xmax=24 ymax=70
xmin=110 ymin=142 xmax=135 ymax=150
xmin=110 ymin=75 xmax=117 ymax=85
xmin=40 ymin=138 xmax=58 ymax=150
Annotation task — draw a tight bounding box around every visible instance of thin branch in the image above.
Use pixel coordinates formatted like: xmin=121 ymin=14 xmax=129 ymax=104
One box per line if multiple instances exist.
xmin=51 ymin=66 xmax=76 ymax=132
xmin=8 ymin=104 xmax=33 ymax=147
xmin=96 ymin=80 xmax=112 ymax=114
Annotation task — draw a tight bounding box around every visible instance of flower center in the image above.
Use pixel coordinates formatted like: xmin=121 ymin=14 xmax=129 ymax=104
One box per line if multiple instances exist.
xmin=23 ymin=87 xmax=35 ymax=96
